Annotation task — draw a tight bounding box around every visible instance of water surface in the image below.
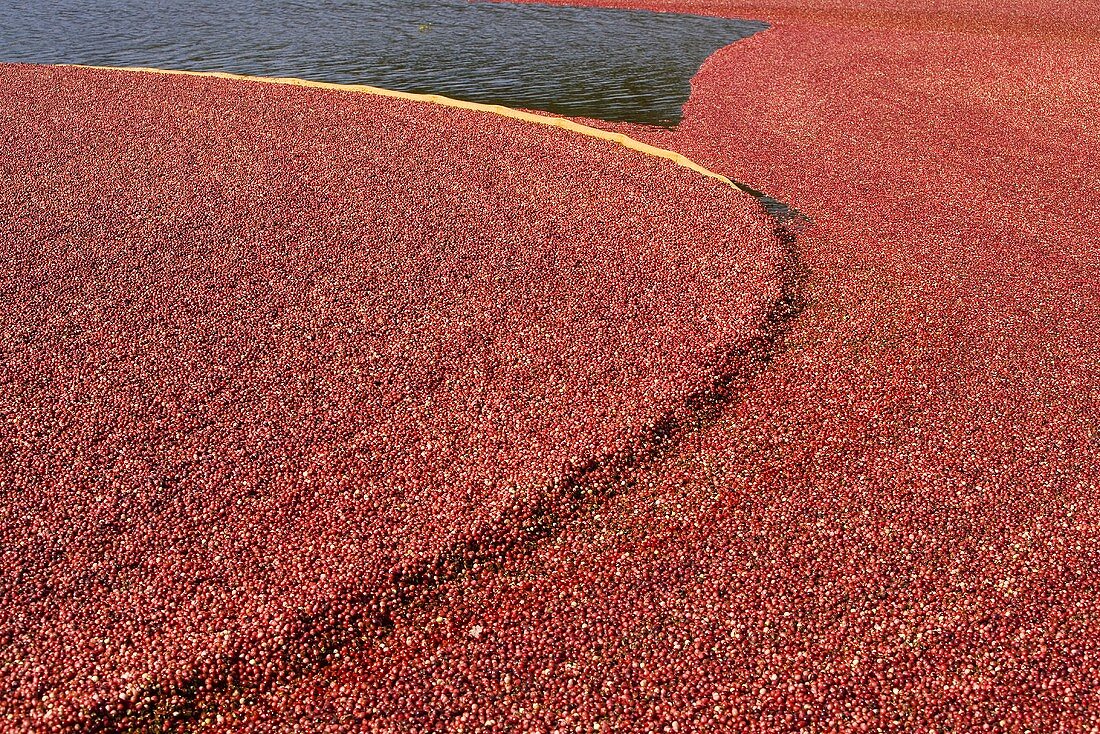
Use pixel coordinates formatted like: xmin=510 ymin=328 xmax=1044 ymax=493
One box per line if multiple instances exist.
xmin=0 ymin=0 xmax=766 ymax=126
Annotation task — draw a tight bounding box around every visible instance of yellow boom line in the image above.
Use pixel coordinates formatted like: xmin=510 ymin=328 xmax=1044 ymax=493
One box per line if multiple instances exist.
xmin=59 ymin=64 xmax=744 ymax=194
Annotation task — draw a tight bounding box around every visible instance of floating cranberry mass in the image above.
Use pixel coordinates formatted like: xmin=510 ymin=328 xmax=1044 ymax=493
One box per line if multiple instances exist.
xmin=0 ymin=63 xmax=782 ymax=730
xmin=3 ymin=0 xmax=1099 ymax=727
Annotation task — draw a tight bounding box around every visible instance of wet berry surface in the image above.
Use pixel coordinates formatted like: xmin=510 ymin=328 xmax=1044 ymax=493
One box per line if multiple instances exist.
xmin=223 ymin=3 xmax=1100 ymax=732
xmin=3 ymin=0 xmax=1100 ymax=729
xmin=0 ymin=65 xmax=779 ymax=730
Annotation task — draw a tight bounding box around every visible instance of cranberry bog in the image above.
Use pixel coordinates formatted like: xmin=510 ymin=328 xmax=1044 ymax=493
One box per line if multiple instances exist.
xmin=3 ymin=0 xmax=1100 ymax=731
xmin=0 ymin=64 xmax=788 ymax=730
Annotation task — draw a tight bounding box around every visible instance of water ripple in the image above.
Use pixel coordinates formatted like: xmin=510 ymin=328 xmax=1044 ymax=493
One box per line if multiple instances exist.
xmin=0 ymin=0 xmax=766 ymax=125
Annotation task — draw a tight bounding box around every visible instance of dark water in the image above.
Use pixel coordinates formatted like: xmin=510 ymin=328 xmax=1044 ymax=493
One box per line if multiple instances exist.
xmin=0 ymin=0 xmax=765 ymax=126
